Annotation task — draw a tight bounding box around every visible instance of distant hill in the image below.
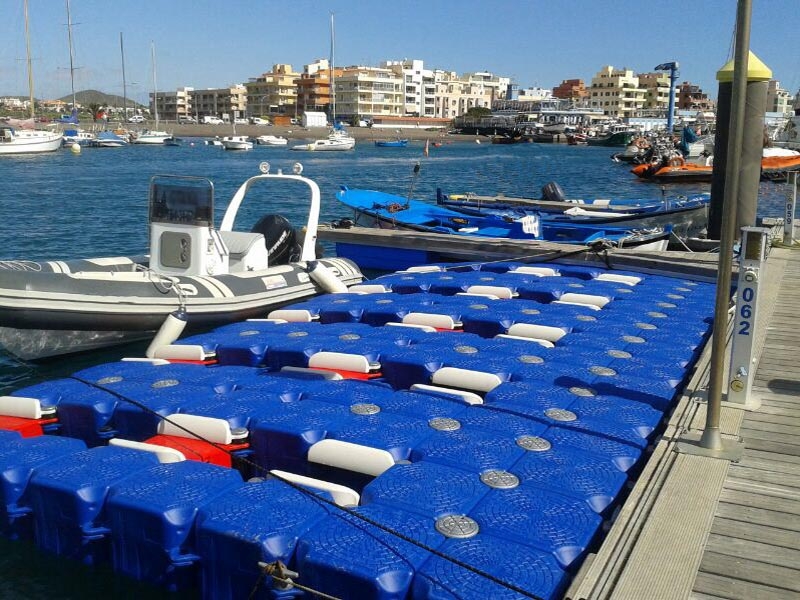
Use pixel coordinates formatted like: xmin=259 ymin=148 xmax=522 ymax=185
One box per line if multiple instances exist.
xmin=58 ymin=89 xmax=145 ymax=109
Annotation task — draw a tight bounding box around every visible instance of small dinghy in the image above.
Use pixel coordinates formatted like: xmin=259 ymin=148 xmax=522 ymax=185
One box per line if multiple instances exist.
xmin=0 ymin=162 xmax=363 ymax=360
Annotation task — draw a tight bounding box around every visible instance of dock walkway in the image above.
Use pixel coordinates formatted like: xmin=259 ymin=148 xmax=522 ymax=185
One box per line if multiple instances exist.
xmin=570 ymin=245 xmax=800 ymax=600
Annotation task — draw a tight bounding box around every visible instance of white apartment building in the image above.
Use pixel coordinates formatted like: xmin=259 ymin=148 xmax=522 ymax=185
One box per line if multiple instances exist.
xmin=335 ymin=66 xmax=403 ymax=120
xmin=519 ymin=87 xmax=554 ymax=101
xmin=381 ymin=59 xmax=436 ymax=117
xmin=462 ymin=71 xmax=510 ymax=103
xmin=590 ymin=66 xmax=646 ymax=118
xmin=433 ymin=70 xmax=492 ymax=119
xmin=767 ymin=80 xmax=793 ymax=115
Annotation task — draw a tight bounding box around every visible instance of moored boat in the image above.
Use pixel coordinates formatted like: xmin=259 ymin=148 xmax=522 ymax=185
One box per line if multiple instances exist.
xmin=220 ymin=135 xmax=253 ymax=151
xmin=375 ymin=138 xmax=409 ymax=147
xmin=335 ymin=187 xmax=671 ymax=251
xmin=255 ymin=134 xmax=288 ymax=146
xmin=438 ymin=185 xmax=710 ymax=239
xmin=0 ymin=163 xmax=362 ymax=360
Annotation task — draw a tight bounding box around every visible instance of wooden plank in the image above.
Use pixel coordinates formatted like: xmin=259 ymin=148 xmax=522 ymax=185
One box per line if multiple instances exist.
xmin=698 ymin=550 xmax=800 ymax=593
xmin=717 ymin=496 xmax=800 ymax=523
xmin=705 ymin=533 xmax=800 ymax=570
xmin=711 ymin=517 xmax=800 ymax=550
xmin=736 ymin=452 xmax=800 ymax=475
xmin=742 ymin=448 xmax=800 ymax=466
xmin=726 ymin=465 xmax=800 ymax=489
xmin=740 ymin=427 xmax=800 ymax=447
xmin=694 ymin=570 xmax=800 ymax=600
xmin=742 ymin=437 xmax=800 ymax=457
xmin=745 ymin=407 xmax=800 ymax=423
xmin=738 ymin=419 xmax=800 ymax=436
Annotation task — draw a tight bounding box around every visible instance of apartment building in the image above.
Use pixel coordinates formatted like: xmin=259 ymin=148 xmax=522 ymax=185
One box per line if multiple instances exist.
xmin=462 ymin=71 xmax=510 ymax=103
xmin=334 ymin=66 xmax=403 ymax=121
xmin=245 ymin=64 xmax=300 ymax=116
xmin=589 ymin=66 xmax=646 ymax=118
xmin=637 ymin=72 xmax=672 ymax=111
xmin=432 ymin=71 xmax=491 ymax=119
xmin=675 ymin=82 xmax=714 ymax=112
xmin=151 ymin=86 xmax=193 ymax=121
xmin=191 ymin=85 xmax=247 ymax=120
xmin=552 ymin=79 xmax=588 ymax=102
xmin=766 ymin=80 xmax=793 ymax=115
xmin=382 ymin=59 xmax=437 ymax=118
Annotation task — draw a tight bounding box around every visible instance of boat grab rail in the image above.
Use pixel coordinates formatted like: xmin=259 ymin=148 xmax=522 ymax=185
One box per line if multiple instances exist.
xmin=220 ymin=162 xmax=319 ymax=262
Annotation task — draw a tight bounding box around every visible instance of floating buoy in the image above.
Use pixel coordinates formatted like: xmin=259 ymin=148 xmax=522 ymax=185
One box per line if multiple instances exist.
xmin=70 ymin=143 xmax=81 ymax=154
xmin=475 ymin=139 xmax=481 ymax=144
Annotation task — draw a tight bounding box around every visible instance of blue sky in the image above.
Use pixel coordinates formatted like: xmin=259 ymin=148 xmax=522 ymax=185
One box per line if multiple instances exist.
xmin=1 ymin=0 xmax=798 ymax=104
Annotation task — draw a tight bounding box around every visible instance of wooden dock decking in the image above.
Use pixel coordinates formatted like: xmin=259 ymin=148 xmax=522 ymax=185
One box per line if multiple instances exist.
xmin=569 ymin=245 xmax=800 ymax=600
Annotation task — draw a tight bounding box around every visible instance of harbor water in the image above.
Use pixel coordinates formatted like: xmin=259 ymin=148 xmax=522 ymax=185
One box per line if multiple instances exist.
xmin=0 ymin=137 xmax=793 ymax=597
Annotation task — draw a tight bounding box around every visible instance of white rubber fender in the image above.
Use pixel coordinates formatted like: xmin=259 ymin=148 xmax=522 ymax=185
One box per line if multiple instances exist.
xmin=308 ymin=261 xmax=349 ymax=293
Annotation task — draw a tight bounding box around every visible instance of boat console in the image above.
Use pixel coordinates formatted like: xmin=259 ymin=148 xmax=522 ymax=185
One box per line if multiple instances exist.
xmin=148 ymin=176 xmax=238 ymax=276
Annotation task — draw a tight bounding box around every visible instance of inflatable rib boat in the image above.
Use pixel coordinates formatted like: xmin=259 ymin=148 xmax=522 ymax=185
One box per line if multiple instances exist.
xmin=0 ymin=162 xmax=363 ymax=360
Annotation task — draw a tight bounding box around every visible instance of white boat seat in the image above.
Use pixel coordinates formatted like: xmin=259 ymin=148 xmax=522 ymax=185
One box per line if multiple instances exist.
xmin=595 ymin=273 xmax=642 ymax=286
xmin=431 ymin=367 xmax=503 ymax=393
xmin=507 ymin=323 xmax=567 ymax=342
xmin=410 ymin=384 xmax=484 ymax=405
xmin=402 ymin=312 xmax=461 ymax=330
xmin=509 ymin=266 xmax=559 ymax=277
xmin=109 ymin=438 xmax=186 ymax=463
xmin=0 ymin=396 xmax=43 ymax=419
xmin=308 ymin=439 xmax=395 ymax=476
xmin=270 ymin=469 xmax=360 ymax=507
xmin=157 ymin=414 xmax=234 ymax=444
xmin=218 ymin=230 xmax=265 ymax=257
xmin=218 ymin=230 xmax=268 ymax=271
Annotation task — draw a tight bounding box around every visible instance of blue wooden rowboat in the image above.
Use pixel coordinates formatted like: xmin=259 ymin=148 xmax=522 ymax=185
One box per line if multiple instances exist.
xmin=374 ymin=139 xmax=409 ymax=148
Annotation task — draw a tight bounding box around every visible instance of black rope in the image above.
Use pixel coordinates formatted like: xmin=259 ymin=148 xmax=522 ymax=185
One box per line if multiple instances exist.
xmin=68 ymin=374 xmax=546 ymax=600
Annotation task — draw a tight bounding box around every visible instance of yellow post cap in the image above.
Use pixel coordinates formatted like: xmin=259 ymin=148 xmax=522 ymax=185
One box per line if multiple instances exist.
xmin=717 ymin=51 xmax=772 ymax=82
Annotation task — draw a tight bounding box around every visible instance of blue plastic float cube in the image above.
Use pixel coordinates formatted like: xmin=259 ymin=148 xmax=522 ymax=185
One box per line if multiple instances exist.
xmin=296 ymin=504 xmax=444 ymax=600
xmin=106 ymin=460 xmax=243 ymax=591
xmin=0 ymin=435 xmax=86 ymax=539
xmin=27 ymin=445 xmax=160 ymax=564
xmin=196 ymin=478 xmax=331 ymax=600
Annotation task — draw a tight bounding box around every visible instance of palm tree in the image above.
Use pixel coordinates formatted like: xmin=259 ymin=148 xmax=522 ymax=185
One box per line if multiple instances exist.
xmin=88 ymin=103 xmax=101 ymax=122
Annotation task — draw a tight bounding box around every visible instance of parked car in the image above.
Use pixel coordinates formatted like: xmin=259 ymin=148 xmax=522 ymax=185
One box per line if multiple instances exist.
xmin=201 ymin=116 xmax=224 ymax=125
xmin=234 ymin=118 xmax=248 ymax=125
xmin=178 ymin=116 xmax=197 ymax=124
xmin=250 ymin=117 xmax=269 ymax=125
xmin=127 ymin=115 xmax=145 ymax=123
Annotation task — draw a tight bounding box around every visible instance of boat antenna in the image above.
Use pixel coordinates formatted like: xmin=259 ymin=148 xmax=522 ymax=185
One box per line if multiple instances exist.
xmin=405 ymin=161 xmax=421 ymax=207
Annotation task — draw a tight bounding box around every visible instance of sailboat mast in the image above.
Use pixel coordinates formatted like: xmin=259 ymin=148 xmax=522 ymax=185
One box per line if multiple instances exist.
xmin=24 ymin=0 xmax=34 ymax=119
xmin=120 ymin=32 xmax=128 ymax=120
xmin=151 ymin=42 xmax=159 ymax=128
xmin=65 ymin=0 xmax=76 ymax=110
xmin=330 ymin=13 xmax=335 ymax=123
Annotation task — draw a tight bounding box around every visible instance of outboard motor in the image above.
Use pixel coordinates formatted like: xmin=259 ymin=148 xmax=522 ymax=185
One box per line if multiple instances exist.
xmin=541 ymin=181 xmax=566 ymax=202
xmin=251 ymin=214 xmax=301 ymax=265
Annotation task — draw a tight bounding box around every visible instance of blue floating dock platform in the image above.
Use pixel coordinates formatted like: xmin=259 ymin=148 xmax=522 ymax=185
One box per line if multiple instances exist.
xmin=0 ymin=258 xmax=718 ymax=598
